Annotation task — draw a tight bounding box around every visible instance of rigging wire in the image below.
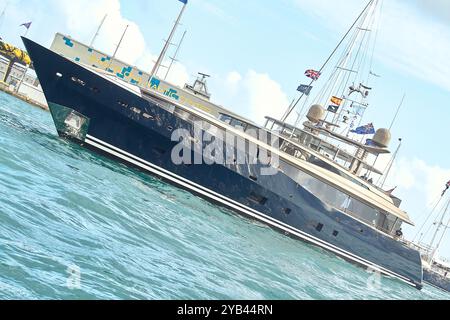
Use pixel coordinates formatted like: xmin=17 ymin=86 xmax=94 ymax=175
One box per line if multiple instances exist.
xmin=332 ymin=6 xmax=376 ymax=125
xmin=431 ymin=212 xmax=450 ymax=261
xmin=427 ymin=198 xmax=450 ymax=259
xmin=336 ymin=1 xmax=379 ymax=131
xmin=414 ymin=194 xmax=446 ymax=243
xmin=280 ymin=0 xmax=376 ymax=123
xmin=367 ymin=0 xmax=384 ymax=86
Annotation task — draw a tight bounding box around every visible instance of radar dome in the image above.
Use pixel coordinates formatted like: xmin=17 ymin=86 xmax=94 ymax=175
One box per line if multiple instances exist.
xmin=372 ymin=128 xmax=391 ymax=148
xmin=307 ymin=104 xmax=325 ymax=123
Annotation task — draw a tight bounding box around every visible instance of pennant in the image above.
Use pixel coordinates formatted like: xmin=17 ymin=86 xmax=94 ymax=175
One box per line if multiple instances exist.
xmin=305 ymin=69 xmax=321 ymax=81
xmin=385 ymin=187 xmax=397 ymax=195
xmin=331 ymin=96 xmax=343 ymax=106
xmin=20 ymin=22 xmax=32 ymax=29
xmin=297 ymin=84 xmax=313 ymax=96
xmin=327 ymin=105 xmax=339 ymax=113
xmin=178 ymin=0 xmax=188 ymax=4
xmin=351 ymin=123 xmax=375 ymax=135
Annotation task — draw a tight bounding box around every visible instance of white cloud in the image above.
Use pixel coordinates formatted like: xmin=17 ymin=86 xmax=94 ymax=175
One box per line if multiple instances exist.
xmin=216 ymin=70 xmax=290 ymax=124
xmin=244 ymin=70 xmax=290 ymax=124
xmin=224 ymin=71 xmax=242 ymax=95
xmin=164 ymin=61 xmax=190 ymax=88
xmin=386 ymin=157 xmax=450 ymax=207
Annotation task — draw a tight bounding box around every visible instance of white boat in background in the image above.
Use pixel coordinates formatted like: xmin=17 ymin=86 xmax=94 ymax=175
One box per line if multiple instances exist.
xmin=410 ymin=181 xmax=450 ymax=292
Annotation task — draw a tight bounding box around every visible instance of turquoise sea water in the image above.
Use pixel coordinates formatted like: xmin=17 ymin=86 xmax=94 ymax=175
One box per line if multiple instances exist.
xmin=0 ymin=91 xmax=449 ymax=300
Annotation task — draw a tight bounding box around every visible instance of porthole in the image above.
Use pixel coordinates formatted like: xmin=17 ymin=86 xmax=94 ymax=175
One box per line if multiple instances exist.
xmin=71 ymin=77 xmax=85 ymax=86
xmin=131 ymin=107 xmax=141 ymax=114
xmin=316 ymin=223 xmax=324 ymax=232
xmin=117 ymin=100 xmax=129 ymax=108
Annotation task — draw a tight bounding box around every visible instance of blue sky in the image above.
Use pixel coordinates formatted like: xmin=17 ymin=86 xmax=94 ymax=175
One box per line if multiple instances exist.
xmin=1 ymin=0 xmax=449 ymax=259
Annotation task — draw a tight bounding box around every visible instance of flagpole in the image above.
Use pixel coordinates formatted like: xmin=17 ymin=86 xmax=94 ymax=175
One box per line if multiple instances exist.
xmin=150 ymin=2 xmax=187 ymax=81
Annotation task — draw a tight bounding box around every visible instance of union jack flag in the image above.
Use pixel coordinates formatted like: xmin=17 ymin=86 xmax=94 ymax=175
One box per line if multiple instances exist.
xmin=305 ymin=69 xmax=321 ymax=81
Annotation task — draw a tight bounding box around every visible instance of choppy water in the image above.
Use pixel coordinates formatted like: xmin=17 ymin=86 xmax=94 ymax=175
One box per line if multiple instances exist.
xmin=0 ymin=91 xmax=449 ymax=300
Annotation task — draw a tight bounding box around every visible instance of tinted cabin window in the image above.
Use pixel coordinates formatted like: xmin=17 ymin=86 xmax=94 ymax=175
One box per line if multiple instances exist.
xmin=219 ymin=114 xmax=232 ymax=124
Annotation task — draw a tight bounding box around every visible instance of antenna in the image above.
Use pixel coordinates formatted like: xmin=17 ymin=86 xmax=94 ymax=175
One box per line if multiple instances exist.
xmin=90 ymin=14 xmax=108 ymax=48
xmin=198 ymin=72 xmax=210 ymax=79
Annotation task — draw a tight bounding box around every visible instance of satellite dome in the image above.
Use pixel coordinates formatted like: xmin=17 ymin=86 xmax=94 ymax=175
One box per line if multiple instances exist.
xmin=372 ymin=128 xmax=391 ymax=148
xmin=307 ymin=104 xmax=325 ymax=123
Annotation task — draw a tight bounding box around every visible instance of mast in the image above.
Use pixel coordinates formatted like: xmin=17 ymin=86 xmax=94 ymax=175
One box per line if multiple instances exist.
xmin=150 ymin=1 xmax=187 ymax=80
xmin=90 ymin=14 xmax=108 ymax=48
xmin=280 ymin=0 xmax=376 ymax=123
xmin=164 ymin=30 xmax=187 ymax=81
xmin=428 ymin=198 xmax=450 ymax=263
xmin=107 ymin=24 xmax=129 ymax=70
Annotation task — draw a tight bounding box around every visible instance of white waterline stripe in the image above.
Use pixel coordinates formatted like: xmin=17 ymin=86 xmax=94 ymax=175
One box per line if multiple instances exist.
xmin=84 ymin=135 xmax=415 ymax=286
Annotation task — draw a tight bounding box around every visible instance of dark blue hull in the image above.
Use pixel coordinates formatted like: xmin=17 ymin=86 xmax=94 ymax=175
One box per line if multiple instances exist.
xmin=424 ymin=269 xmax=450 ymax=293
xmin=22 ymin=37 xmax=423 ymax=289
